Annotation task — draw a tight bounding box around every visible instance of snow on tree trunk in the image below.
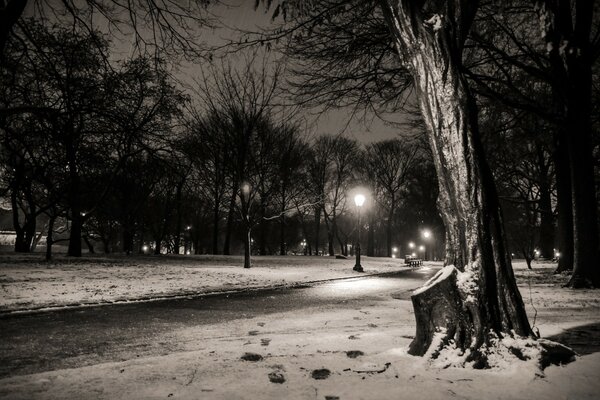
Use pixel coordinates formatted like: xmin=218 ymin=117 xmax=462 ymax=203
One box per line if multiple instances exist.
xmin=378 ymin=0 xmax=536 ymax=365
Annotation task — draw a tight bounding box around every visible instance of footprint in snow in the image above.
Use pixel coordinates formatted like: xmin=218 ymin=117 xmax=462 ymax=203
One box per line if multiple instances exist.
xmin=311 ymin=368 xmax=331 ymax=380
xmin=240 ymin=352 xmax=263 ymax=362
xmin=261 ymin=338 xmax=271 ymax=346
xmin=345 ymin=350 xmax=364 ymax=358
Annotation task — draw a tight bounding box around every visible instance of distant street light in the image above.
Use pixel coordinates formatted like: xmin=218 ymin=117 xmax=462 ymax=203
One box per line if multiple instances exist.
xmin=421 ymin=229 xmax=433 ymax=260
xmin=419 ymin=245 xmax=425 ymax=252
xmin=408 ymin=242 xmax=415 ymax=249
xmin=353 ymin=193 xmax=366 ymax=272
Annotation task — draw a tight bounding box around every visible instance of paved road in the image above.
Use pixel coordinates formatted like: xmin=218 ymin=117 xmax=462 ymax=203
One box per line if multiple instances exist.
xmin=0 ymin=266 xmax=438 ymax=378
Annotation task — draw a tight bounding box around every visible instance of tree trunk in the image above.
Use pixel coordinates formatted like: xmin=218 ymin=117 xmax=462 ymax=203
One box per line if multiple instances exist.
xmin=259 ymin=199 xmax=267 ymax=255
xmin=223 ymin=190 xmax=236 ymax=255
xmin=83 ymin=236 xmax=95 ymax=254
xmin=45 ymin=215 xmax=56 ymax=261
xmin=535 ymin=0 xmax=599 ymax=287
xmin=553 ymin=129 xmax=574 ymax=273
xmin=173 ymin=181 xmax=183 ymax=255
xmin=313 ymin=207 xmax=321 ymax=255
xmin=565 ymin=49 xmax=599 ymax=287
xmin=536 ymin=144 xmax=554 ymax=259
xmin=212 ymin=199 xmax=220 ymax=254
xmin=279 ymin=211 xmax=286 ymax=256
xmin=386 ymin=213 xmax=393 ymax=258
xmin=0 ymin=0 xmax=28 ymax=54
xmin=66 ymin=139 xmax=82 ymax=257
xmin=379 ymin=0 xmax=532 ymax=361
xmin=244 ymin=226 xmax=252 ymax=268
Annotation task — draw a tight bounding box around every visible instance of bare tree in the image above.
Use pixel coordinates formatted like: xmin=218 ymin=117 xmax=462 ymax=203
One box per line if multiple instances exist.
xmin=365 ymin=138 xmax=419 ymax=257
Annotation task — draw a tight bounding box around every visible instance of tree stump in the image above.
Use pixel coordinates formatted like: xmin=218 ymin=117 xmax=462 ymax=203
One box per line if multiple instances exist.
xmin=408 ymin=267 xmax=472 ymax=357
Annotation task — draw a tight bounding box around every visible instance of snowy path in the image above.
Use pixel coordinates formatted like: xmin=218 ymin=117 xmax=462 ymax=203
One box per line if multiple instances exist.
xmin=0 ymin=267 xmax=438 ymax=379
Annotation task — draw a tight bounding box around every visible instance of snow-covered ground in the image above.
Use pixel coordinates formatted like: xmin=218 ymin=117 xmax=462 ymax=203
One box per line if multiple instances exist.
xmin=0 ymin=254 xmax=411 ymax=313
xmin=1 ymin=257 xmax=599 ymax=399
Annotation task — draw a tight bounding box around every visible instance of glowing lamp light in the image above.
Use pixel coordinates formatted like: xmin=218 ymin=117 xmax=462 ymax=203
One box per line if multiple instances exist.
xmin=422 ymin=229 xmax=431 ymax=239
xmin=142 ymin=245 xmax=149 ymax=252
xmin=354 ymin=193 xmax=366 ymax=207
xmin=241 ymin=182 xmax=251 ymax=195
xmin=419 ymin=245 xmax=425 ymax=252
xmin=392 ymin=247 xmax=398 ymax=253
xmin=408 ymin=242 xmax=415 ymax=249
xmin=411 ymin=252 xmax=416 ymax=257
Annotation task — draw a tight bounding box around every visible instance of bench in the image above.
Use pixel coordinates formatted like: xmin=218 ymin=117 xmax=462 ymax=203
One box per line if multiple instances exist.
xmin=404 ymin=255 xmax=422 ymax=267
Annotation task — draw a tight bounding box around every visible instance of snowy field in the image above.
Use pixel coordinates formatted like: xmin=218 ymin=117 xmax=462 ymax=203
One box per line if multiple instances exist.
xmin=0 ymin=253 xmax=411 ymax=313
xmin=1 ymin=256 xmax=599 ymax=399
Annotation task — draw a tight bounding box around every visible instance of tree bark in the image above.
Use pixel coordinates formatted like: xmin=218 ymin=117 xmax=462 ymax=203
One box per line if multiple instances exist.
xmin=534 ymin=0 xmax=600 ymax=287
xmin=223 ymin=189 xmax=236 ymax=255
xmin=0 ymin=0 xmax=27 ymax=54
xmin=279 ymin=211 xmax=286 ymax=255
xmin=553 ymin=129 xmax=574 ymax=272
xmin=379 ymin=0 xmax=532 ymax=361
xmin=536 ymin=144 xmax=554 ymax=259
xmin=212 ymin=197 xmax=220 ymax=254
xmin=313 ymin=206 xmax=321 ymax=255
xmin=45 ymin=215 xmax=56 ymax=261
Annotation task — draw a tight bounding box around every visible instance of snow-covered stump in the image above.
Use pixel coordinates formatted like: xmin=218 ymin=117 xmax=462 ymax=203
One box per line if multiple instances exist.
xmin=408 ymin=267 xmax=470 ymax=358
xmin=408 ymin=265 xmax=577 ymax=369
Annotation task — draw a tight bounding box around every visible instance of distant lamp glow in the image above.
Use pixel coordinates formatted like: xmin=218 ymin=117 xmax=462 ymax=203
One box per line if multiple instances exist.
xmin=412 ymin=252 xmax=416 ymax=257
xmin=555 ymin=252 xmax=561 ymax=258
xmin=392 ymin=254 xmax=396 ymax=258
xmin=422 ymin=229 xmax=431 ymax=239
xmin=354 ymin=193 xmax=366 ymax=207
xmin=186 ymin=250 xmax=191 ymax=255
xmin=392 ymin=247 xmax=398 ymax=253
xmin=142 ymin=245 xmax=149 ymax=252
xmin=408 ymin=242 xmax=415 ymax=249
xmin=419 ymin=245 xmax=425 ymax=252
xmin=241 ymin=182 xmax=251 ymax=195
xmin=186 ymin=225 xmax=192 ymax=230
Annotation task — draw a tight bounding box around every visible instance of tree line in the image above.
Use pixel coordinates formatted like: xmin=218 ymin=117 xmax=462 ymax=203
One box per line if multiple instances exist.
xmin=0 ymin=21 xmax=442 ymax=262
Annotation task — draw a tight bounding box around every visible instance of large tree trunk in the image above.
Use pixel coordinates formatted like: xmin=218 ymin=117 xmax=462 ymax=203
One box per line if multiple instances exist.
xmin=553 ymin=129 xmax=574 ymax=273
xmin=535 ymin=0 xmax=600 ymax=287
xmin=536 ymin=144 xmax=554 ymax=259
xmin=379 ymin=0 xmax=532 ymax=362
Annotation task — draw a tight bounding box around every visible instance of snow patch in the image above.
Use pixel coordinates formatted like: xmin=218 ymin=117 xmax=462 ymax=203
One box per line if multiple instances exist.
xmin=412 ymin=265 xmax=456 ymax=295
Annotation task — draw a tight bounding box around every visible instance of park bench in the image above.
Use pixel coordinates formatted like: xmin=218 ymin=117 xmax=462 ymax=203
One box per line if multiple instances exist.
xmin=404 ymin=255 xmax=422 ymax=267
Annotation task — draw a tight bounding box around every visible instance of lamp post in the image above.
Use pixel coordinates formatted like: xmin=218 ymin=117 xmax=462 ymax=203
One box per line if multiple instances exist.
xmin=353 ymin=193 xmax=366 ymax=272
xmin=421 ymin=229 xmax=432 ymax=261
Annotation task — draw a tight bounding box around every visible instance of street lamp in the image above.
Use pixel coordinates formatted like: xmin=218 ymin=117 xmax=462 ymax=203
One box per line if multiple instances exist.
xmin=353 ymin=193 xmax=366 ymax=272
xmin=421 ymin=229 xmax=433 ymax=260
xmin=408 ymin=242 xmax=415 ymax=249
